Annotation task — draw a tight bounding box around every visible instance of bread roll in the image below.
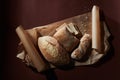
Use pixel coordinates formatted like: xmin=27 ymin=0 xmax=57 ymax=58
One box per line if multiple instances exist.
xmin=53 ymin=23 xmax=79 ymax=52
xmin=38 ymin=36 xmax=70 ymax=66
xmin=71 ymin=34 xmax=91 ymax=60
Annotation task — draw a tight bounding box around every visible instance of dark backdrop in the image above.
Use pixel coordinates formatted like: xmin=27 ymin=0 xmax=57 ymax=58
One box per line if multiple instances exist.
xmin=1 ymin=0 xmax=120 ymax=80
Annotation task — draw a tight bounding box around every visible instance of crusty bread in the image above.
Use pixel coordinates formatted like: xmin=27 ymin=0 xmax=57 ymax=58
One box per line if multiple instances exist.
xmin=53 ymin=23 xmax=80 ymax=52
xmin=71 ymin=34 xmax=91 ymax=60
xmin=38 ymin=36 xmax=70 ymax=66
xmin=67 ymin=23 xmax=82 ymax=39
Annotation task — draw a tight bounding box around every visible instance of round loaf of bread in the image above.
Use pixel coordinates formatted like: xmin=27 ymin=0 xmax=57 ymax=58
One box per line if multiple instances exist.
xmin=38 ymin=36 xmax=70 ymax=66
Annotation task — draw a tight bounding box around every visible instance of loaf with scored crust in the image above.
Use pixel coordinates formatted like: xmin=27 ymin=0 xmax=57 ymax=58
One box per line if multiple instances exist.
xmin=38 ymin=36 xmax=70 ymax=66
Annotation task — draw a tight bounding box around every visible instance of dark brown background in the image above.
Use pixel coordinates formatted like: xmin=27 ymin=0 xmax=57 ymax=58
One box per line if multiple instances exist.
xmin=1 ymin=0 xmax=120 ymax=80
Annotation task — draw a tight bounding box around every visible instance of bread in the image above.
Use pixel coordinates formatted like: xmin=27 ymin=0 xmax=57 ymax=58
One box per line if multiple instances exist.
xmin=71 ymin=34 xmax=91 ymax=60
xmin=38 ymin=36 xmax=70 ymax=66
xmin=67 ymin=23 xmax=82 ymax=39
xmin=53 ymin=23 xmax=80 ymax=52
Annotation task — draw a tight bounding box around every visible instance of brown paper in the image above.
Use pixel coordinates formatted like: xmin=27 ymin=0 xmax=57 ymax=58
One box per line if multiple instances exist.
xmin=16 ymin=12 xmax=110 ymax=69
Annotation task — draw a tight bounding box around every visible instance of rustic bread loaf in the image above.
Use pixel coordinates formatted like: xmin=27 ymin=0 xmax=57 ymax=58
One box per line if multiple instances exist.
xmin=71 ymin=34 xmax=91 ymax=60
xmin=38 ymin=36 xmax=70 ymax=66
xmin=53 ymin=23 xmax=80 ymax=52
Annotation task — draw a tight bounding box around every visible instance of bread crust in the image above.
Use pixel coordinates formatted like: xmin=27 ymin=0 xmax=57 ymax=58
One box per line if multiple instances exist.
xmin=71 ymin=34 xmax=91 ymax=60
xmin=53 ymin=24 xmax=79 ymax=52
xmin=38 ymin=36 xmax=70 ymax=66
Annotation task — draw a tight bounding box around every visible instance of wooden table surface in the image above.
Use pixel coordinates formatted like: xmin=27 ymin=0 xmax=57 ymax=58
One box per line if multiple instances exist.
xmin=1 ymin=0 xmax=120 ymax=80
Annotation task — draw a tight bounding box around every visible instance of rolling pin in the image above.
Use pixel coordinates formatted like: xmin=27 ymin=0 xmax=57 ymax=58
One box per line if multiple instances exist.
xmin=16 ymin=26 xmax=49 ymax=72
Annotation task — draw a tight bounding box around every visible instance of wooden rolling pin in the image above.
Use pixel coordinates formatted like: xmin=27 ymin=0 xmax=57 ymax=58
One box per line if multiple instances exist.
xmin=16 ymin=26 xmax=49 ymax=72
xmin=92 ymin=5 xmax=102 ymax=52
